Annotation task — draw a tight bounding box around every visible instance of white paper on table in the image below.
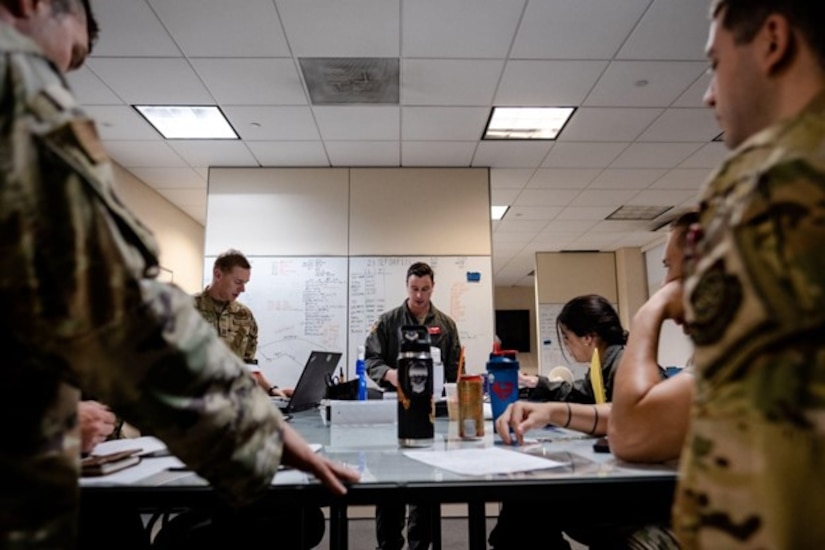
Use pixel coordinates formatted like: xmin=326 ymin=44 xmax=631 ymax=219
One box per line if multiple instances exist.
xmin=91 ymin=436 xmax=168 ymax=457
xmin=403 ymin=447 xmax=566 ymax=476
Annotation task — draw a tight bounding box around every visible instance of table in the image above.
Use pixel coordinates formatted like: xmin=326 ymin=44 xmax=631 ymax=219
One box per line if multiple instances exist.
xmin=81 ymin=409 xmax=677 ymax=549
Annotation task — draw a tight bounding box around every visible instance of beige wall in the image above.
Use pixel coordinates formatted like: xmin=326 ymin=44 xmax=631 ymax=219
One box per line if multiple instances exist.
xmin=112 ymin=164 xmax=205 ymax=293
xmin=493 ymin=286 xmax=538 ymax=372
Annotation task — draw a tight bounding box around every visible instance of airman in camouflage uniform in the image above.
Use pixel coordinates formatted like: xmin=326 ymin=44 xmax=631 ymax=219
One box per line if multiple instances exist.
xmin=675 ymin=1 xmax=825 ymax=548
xmin=194 ymin=285 xmax=259 ymax=365
xmin=0 ymin=2 xmax=355 ymax=547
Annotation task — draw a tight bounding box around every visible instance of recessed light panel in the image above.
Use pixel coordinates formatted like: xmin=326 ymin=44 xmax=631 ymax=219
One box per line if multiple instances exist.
xmin=491 ymin=205 xmax=509 ymax=220
xmin=134 ymin=105 xmax=238 ymax=139
xmin=484 ymin=107 xmax=575 ymax=140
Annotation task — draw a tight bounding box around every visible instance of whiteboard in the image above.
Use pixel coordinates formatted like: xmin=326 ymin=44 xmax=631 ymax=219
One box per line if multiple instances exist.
xmin=202 ymin=255 xmax=494 ymax=386
xmin=538 ymin=303 xmax=583 ymax=379
xmin=203 ymin=256 xmax=349 ymax=387
xmin=349 ymin=256 xmax=494 ymax=378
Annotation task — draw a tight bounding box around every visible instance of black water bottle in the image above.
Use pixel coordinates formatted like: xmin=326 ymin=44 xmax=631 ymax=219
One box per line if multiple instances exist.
xmin=396 ymin=325 xmax=434 ymax=447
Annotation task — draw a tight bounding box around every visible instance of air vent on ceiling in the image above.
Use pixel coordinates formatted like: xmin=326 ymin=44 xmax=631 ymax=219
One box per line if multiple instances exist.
xmin=606 ymin=205 xmax=673 ymax=221
xmin=299 ymin=57 xmax=399 ymax=105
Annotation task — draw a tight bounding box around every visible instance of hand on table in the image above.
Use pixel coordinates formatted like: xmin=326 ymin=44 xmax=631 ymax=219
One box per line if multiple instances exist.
xmin=280 ymin=423 xmax=360 ymax=496
xmin=78 ymin=400 xmax=116 ymax=454
xmin=494 ymin=401 xmax=552 ymax=446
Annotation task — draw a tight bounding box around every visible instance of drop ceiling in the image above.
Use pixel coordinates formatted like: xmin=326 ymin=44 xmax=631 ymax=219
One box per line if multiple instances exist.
xmin=67 ymin=0 xmax=725 ymax=286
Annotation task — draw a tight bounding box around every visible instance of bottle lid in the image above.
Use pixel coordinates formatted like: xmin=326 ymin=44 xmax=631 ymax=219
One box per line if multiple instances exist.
xmin=357 ymin=345 xmax=365 ymax=361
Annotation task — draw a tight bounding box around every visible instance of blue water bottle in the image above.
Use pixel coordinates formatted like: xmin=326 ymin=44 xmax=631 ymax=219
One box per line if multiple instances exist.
xmin=356 ymin=345 xmax=368 ymax=401
xmin=486 ymin=350 xmax=520 ymax=434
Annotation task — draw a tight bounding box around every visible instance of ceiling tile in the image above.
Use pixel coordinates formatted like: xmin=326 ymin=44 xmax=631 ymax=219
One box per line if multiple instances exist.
xmin=401 ymin=107 xmax=489 ymax=140
xmin=610 ymin=143 xmax=702 ymax=168
xmin=473 ymin=141 xmax=553 ymax=168
xmin=223 ymin=106 xmax=320 ymax=141
xmin=276 ymin=0 xmax=400 ymax=57
xmin=491 ymin=188 xmax=521 ymax=205
xmin=83 ymin=106 xmax=160 ymax=140
xmin=104 ymin=141 xmax=187 ymax=168
xmin=539 ymin=220 xmax=598 ymax=234
xmin=167 ymin=141 xmax=259 ymax=167
xmin=496 ymin=219 xmax=550 ymax=233
xmin=490 ymin=169 xmax=534 ymax=189
xmin=638 ymin=108 xmax=720 ymax=142
xmin=66 ymin=68 xmax=124 ymax=105
xmin=589 ymin=168 xmax=666 ymax=189
xmin=401 ymin=141 xmax=476 ymax=166
xmin=542 ymin=142 xmax=627 ymax=168
xmin=313 ymin=106 xmax=400 ymax=141
xmin=591 ymin=219 xmax=650 ymax=232
xmin=571 ymin=189 xmax=639 ymax=207
xmin=505 ymin=206 xmax=563 ymax=221
xmin=495 ymin=61 xmax=608 ymax=106
xmin=246 ymin=141 xmax=330 ymax=166
xmin=560 ymin=107 xmax=662 ymax=142
xmin=528 ymin=169 xmax=601 ymax=189
xmin=177 ymin=204 xmax=207 ymax=225
xmin=88 ymin=58 xmax=215 ymax=104
xmin=514 ymin=189 xmax=581 ymax=207
xmin=610 ymin=231 xmax=661 ymax=248
xmin=585 ymin=61 xmax=707 ymax=107
xmin=511 ymin=0 xmax=649 ymax=59
xmin=617 ymin=0 xmax=710 ymax=60
xmin=555 ymin=206 xmax=616 ymax=220
xmin=673 ymin=73 xmax=712 ymax=108
xmin=401 ymin=60 xmax=503 ymax=106
xmin=629 ymin=189 xmax=699 ymax=206
xmin=149 ymin=0 xmax=290 ymax=57
xmin=191 ymin=59 xmax=307 ymax=105
xmin=679 ymin=142 xmax=729 ymax=168
xmin=325 ymin=141 xmax=400 ymax=166
xmin=650 ymin=168 xmax=712 ymax=190
xmin=91 ymin=0 xmax=181 ymax=57
xmin=403 ymin=0 xmax=524 ymax=58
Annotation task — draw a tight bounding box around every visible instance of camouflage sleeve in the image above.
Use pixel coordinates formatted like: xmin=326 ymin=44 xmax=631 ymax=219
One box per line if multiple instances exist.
xmin=1 ymin=55 xmax=283 ymax=506
xmin=244 ymin=311 xmax=259 ymax=364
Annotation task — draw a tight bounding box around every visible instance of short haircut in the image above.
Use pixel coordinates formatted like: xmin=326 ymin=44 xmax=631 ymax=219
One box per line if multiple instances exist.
xmin=669 ymin=210 xmax=700 ymax=249
xmin=407 ymin=262 xmax=434 ymax=283
xmin=213 ymin=249 xmax=251 ymax=273
xmin=711 ymin=0 xmax=825 ymax=70
xmin=50 ymin=0 xmax=100 ymax=52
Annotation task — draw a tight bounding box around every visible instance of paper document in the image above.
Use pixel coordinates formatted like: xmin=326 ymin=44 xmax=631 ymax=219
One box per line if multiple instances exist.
xmin=403 ymin=447 xmax=566 ymax=476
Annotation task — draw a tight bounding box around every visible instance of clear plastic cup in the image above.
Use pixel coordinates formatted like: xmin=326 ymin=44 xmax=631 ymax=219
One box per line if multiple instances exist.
xmin=444 ymin=382 xmax=459 ymax=421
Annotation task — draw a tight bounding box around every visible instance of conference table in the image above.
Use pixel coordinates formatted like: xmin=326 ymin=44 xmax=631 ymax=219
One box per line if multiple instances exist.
xmin=80 ymin=407 xmax=678 ymax=549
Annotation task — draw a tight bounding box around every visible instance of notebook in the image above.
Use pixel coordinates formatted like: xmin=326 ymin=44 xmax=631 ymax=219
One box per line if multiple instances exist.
xmin=271 ymin=351 xmax=343 ymax=413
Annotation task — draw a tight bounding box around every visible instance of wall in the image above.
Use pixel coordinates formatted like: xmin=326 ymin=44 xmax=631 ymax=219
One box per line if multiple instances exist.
xmin=493 ymin=286 xmax=537 ymax=372
xmin=643 ymin=239 xmax=693 ymax=368
xmin=112 ymin=164 xmax=205 ymax=293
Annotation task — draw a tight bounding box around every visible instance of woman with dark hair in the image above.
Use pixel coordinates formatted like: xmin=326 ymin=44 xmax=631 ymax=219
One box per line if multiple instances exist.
xmin=489 ymin=295 xmax=674 ymax=550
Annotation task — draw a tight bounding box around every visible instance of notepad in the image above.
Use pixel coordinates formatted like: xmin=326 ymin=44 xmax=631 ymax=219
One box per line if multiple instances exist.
xmin=81 ymin=448 xmax=142 ymax=477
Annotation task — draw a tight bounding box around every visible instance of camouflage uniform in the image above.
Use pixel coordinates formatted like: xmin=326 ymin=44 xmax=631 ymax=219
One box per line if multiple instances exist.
xmin=0 ymin=23 xmax=285 ymax=549
xmin=193 ymin=289 xmax=259 ymax=365
xmin=677 ymin=91 xmax=825 ymax=548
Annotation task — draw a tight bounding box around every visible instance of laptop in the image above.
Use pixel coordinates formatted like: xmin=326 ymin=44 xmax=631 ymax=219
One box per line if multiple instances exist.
xmin=271 ymin=351 xmax=343 ymax=413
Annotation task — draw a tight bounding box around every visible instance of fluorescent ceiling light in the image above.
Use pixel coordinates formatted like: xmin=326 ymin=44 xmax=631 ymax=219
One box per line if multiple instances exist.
xmin=484 ymin=107 xmax=575 ymax=140
xmin=491 ymin=205 xmax=509 ymax=220
xmin=134 ymin=105 xmax=238 ymax=139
